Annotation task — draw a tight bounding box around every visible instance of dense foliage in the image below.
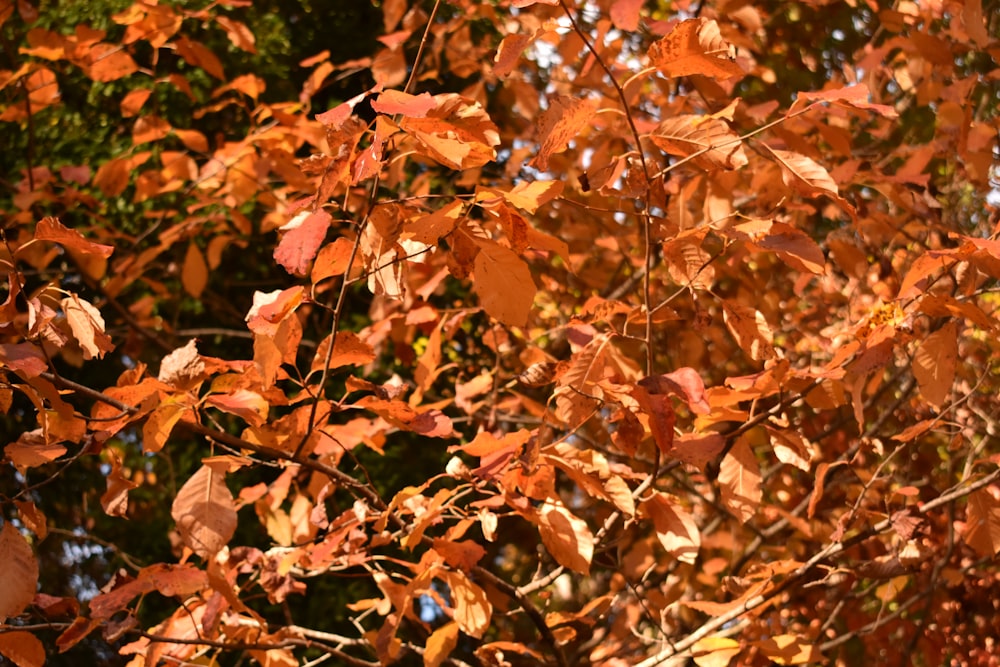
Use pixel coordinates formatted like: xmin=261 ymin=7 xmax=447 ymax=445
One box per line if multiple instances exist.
xmin=2 ymin=0 xmax=999 ymax=665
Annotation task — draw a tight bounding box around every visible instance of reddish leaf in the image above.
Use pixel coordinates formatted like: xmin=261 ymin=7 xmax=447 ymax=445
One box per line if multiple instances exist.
xmin=275 ymin=210 xmax=332 ymax=276
xmin=0 ymin=631 xmax=45 ymax=667
xmin=529 ymin=94 xmax=598 ymax=171
xmin=0 ymin=524 xmax=39 ymax=618
xmin=34 ymin=217 xmax=113 ymax=257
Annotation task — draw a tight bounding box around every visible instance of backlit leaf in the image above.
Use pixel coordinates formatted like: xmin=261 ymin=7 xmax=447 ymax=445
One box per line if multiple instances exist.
xmin=0 ymin=524 xmax=38 ymax=618
xmin=171 ymin=464 xmax=237 ymax=559
xmin=648 ymin=18 xmax=743 ymax=80
xmin=538 ymin=500 xmax=593 ymax=575
xmin=719 ymin=435 xmax=761 ymax=523
xmin=912 ymin=321 xmax=958 ymax=408
xmin=472 ymin=240 xmax=537 ymax=327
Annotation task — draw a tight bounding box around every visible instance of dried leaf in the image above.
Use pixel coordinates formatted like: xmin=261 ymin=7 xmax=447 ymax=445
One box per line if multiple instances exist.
xmin=719 ymin=436 xmax=761 ymax=523
xmin=529 ymin=94 xmax=598 ymax=170
xmin=650 ymin=115 xmax=747 ymax=170
xmin=0 ymin=523 xmax=39 ymax=618
xmin=171 ymin=464 xmax=237 ymax=559
xmin=400 ymin=94 xmax=499 ymax=170
xmin=912 ymin=321 xmax=958 ymax=408
xmin=34 ymin=216 xmax=113 ymax=257
xmin=472 ymin=240 xmax=537 ymax=327
xmin=644 ymin=492 xmax=700 ymax=564
xmin=722 ymin=300 xmax=775 ymax=361
xmin=964 ymin=488 xmax=1000 ymax=557
xmin=275 ymin=210 xmax=332 ymax=276
xmin=0 ymin=631 xmax=45 ymax=667
xmin=537 ymin=500 xmax=594 ymax=575
xmin=61 ymin=295 xmax=114 ymax=360
xmin=648 ymin=18 xmax=743 ymax=80
xmin=157 ymin=339 xmax=205 ymax=387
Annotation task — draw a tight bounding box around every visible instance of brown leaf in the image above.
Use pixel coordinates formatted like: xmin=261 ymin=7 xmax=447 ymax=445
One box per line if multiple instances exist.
xmin=157 ymin=339 xmax=205 ymax=387
xmin=171 ymin=464 xmax=237 ymax=558
xmin=34 ymin=216 xmax=114 ymax=257
xmin=719 ymin=436 xmax=761 ymax=523
xmin=182 ymin=242 xmax=208 ymax=298
xmin=648 ymin=18 xmax=743 ymax=80
xmin=964 ymin=488 xmax=1000 ymax=557
xmin=472 ymin=240 xmax=537 ymax=327
xmin=912 ymin=321 xmax=958 ymax=408
xmin=529 ymin=94 xmax=598 ymax=170
xmin=0 ymin=523 xmax=39 ymax=618
xmin=101 ymin=448 xmax=138 ymax=518
xmin=722 ymin=300 xmax=775 ymax=361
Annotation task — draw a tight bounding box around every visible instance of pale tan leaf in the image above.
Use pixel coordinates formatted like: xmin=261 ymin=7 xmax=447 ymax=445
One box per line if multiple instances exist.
xmin=529 ymin=95 xmax=598 ymax=171
xmin=157 ymin=339 xmax=205 ymax=387
xmin=439 ymin=570 xmax=492 ymax=639
xmin=767 ymin=427 xmax=814 ymax=472
xmin=644 ymin=492 xmax=700 ymax=564
xmin=754 ymin=634 xmax=821 ymax=665
xmin=603 ymin=475 xmax=635 ymax=517
xmin=650 ymin=115 xmax=747 ymax=170
xmin=761 ymin=145 xmax=840 ymax=200
xmin=719 ymin=436 xmax=761 ymax=523
xmin=538 ymin=500 xmax=593 ymax=575
xmin=648 ymin=18 xmax=743 ymax=80
xmin=964 ymin=488 xmax=1000 ymax=557
xmin=503 ymin=179 xmax=564 ymax=214
xmin=171 ymin=464 xmax=237 ymax=559
xmin=61 ymin=295 xmax=113 ymax=360
xmin=399 ymin=94 xmax=499 ymax=170
xmin=692 ymin=636 xmax=741 ymax=667
xmin=0 ymin=524 xmax=39 ymax=619
xmin=912 ymin=321 xmax=958 ymax=408
xmin=722 ymin=300 xmax=775 ymax=361
xmin=472 ymin=240 xmax=537 ymax=326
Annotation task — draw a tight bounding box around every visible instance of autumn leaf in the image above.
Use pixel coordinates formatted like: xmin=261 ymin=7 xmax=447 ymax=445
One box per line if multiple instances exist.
xmin=791 ymin=83 xmax=898 ymax=118
xmin=424 ymin=622 xmax=459 ymax=667
xmin=692 ymin=637 xmax=741 ymax=667
xmin=537 ymin=500 xmax=594 ymax=575
xmin=370 ymin=89 xmax=436 ymax=117
xmin=648 ymin=18 xmax=743 ymax=80
xmin=912 ymin=321 xmax=959 ymax=408
xmin=719 ymin=435 xmax=762 ymax=523
xmin=61 ymin=295 xmax=114 ymax=360
xmin=529 ymin=94 xmax=598 ymax=171
xmin=0 ymin=523 xmax=39 ymax=618
xmin=964 ymin=488 xmax=1000 ymax=557
xmin=650 ymin=115 xmax=748 ymax=170
xmin=438 ymin=570 xmax=492 ymax=638
xmin=171 ymin=464 xmax=238 ymax=559
xmin=399 ymin=94 xmax=500 ymax=170
xmin=34 ymin=216 xmax=114 ymax=257
xmin=274 ymin=209 xmax=332 ymax=276
xmin=644 ymin=492 xmax=700 ymax=564
xmin=722 ymin=300 xmax=776 ymax=361
xmin=472 ymin=240 xmax=537 ymax=327
xmin=0 ymin=631 xmax=46 ymax=667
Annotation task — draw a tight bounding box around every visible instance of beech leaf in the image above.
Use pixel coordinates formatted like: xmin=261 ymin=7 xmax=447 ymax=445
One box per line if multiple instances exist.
xmin=529 ymin=94 xmax=598 ymax=171
xmin=171 ymin=464 xmax=237 ymax=559
xmin=34 ymin=216 xmax=114 ymax=257
xmin=645 ymin=492 xmax=700 ymax=564
xmin=537 ymin=500 xmax=594 ymax=575
xmin=0 ymin=524 xmax=39 ymax=619
xmin=719 ymin=436 xmax=762 ymax=523
xmin=472 ymin=240 xmax=537 ymax=327
xmin=912 ymin=321 xmax=959 ymax=408
xmin=275 ymin=210 xmax=332 ymax=276
xmin=648 ymin=18 xmax=743 ymax=80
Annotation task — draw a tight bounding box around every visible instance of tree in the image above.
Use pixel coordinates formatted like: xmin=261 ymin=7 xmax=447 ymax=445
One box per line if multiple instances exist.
xmin=1 ymin=0 xmax=999 ymax=665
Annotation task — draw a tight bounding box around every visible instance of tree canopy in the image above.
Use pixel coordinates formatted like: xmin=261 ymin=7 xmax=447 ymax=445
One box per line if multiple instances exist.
xmin=1 ymin=0 xmax=999 ymax=665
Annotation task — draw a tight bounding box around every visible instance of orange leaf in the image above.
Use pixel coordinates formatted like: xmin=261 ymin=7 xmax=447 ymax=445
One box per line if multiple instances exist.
xmin=537 ymin=500 xmax=594 ymax=575
xmin=610 ymin=0 xmax=644 ymax=31
xmin=171 ymin=465 xmax=237 ymax=558
xmin=719 ymin=435 xmax=761 ymax=523
xmin=964 ymin=488 xmax=1000 ymax=557
xmin=275 ymin=210 xmax=332 ymax=276
xmin=493 ymin=33 xmax=533 ymax=78
xmin=424 ymin=622 xmax=459 ymax=667
xmin=5 ymin=439 xmax=66 ymax=470
xmin=791 ymin=83 xmax=898 ymax=118
xmin=912 ymin=321 xmax=959 ymax=408
xmin=692 ymin=636 xmax=741 ymax=667
xmin=761 ymin=144 xmax=843 ymax=203
xmin=206 ymin=390 xmax=269 ymax=427
xmin=650 ymin=115 xmax=747 ymax=170
xmin=645 ymin=492 xmax=700 ymax=564
xmin=671 ymin=433 xmax=726 ymax=471
xmin=101 ymin=448 xmax=138 ymax=517
xmin=142 ymin=399 xmax=187 ymax=453
xmin=0 ymin=523 xmax=39 ymax=618
xmin=472 ymin=240 xmax=537 ymax=327
xmin=438 ymin=570 xmax=493 ymax=639
xmin=754 ymin=222 xmax=825 ymax=275
xmin=753 ymin=634 xmax=821 ymax=665
xmin=722 ymin=300 xmax=775 ymax=361
xmin=648 ymin=18 xmax=743 ymax=80
xmin=182 ymin=242 xmax=208 ymax=298
xmin=529 ymin=94 xmax=598 ymax=171
xmin=86 ymin=43 xmax=138 ymax=82
xmin=311 ymin=237 xmax=356 ymax=283
xmin=215 ymin=15 xmax=256 ymax=53
xmin=502 ymin=180 xmax=564 ymax=214
xmin=34 ymin=216 xmax=114 ymax=257
xmin=371 ymin=90 xmax=436 ymax=117
xmin=399 ymin=94 xmax=499 ymax=170
xmin=312 ymin=331 xmax=376 ymax=372
xmin=0 ymin=631 xmax=45 ymax=667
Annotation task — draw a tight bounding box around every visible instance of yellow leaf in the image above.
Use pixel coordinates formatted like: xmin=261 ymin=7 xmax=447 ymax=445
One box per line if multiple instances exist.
xmin=692 ymin=636 xmax=741 ymax=667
